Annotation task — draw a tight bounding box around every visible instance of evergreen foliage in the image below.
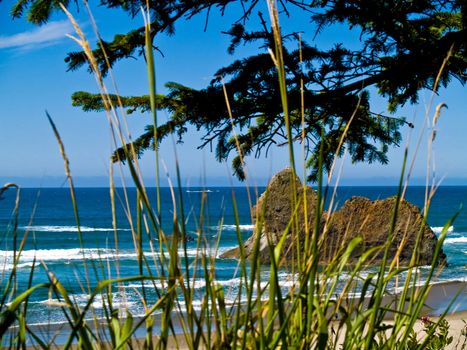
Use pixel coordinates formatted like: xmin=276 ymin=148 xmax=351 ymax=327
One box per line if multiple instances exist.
xmin=8 ymin=0 xmax=467 ymax=180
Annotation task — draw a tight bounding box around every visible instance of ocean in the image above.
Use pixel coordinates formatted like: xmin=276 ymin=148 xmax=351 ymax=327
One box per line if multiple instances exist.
xmin=0 ymin=186 xmax=466 ymax=327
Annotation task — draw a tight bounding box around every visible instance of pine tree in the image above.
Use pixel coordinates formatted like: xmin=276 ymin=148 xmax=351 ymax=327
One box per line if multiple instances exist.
xmin=9 ymin=0 xmax=467 ymax=180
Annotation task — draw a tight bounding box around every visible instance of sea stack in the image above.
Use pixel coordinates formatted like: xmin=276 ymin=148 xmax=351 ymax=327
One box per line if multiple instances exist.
xmin=220 ymin=168 xmax=445 ymax=265
xmin=220 ymin=168 xmax=319 ymax=263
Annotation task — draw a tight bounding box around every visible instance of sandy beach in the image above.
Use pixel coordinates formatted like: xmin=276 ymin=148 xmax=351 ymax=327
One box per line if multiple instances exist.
xmin=405 ymin=280 xmax=467 ymax=349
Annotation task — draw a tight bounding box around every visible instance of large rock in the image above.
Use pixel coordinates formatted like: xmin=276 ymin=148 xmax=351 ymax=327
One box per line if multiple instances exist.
xmin=325 ymin=196 xmax=445 ymax=265
xmin=220 ymin=168 xmax=318 ymax=263
xmin=220 ymin=168 xmax=445 ymax=265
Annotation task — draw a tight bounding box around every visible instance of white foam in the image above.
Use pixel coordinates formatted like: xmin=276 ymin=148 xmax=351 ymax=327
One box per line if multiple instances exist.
xmin=22 ymin=225 xmax=131 ymax=232
xmin=124 ymin=276 xmax=295 ymax=292
xmin=124 ymin=279 xmax=211 ymax=290
xmin=218 ymin=224 xmax=255 ymax=231
xmin=125 ymin=277 xmax=241 ymax=291
xmin=0 ymin=248 xmax=118 ymax=263
xmin=38 ymin=292 xmax=137 ymax=310
xmin=178 ymin=299 xmax=205 ymax=311
xmin=444 ymin=237 xmax=467 ymax=244
xmin=218 ymin=277 xmax=242 ymax=287
xmin=0 ymin=249 xmax=141 ymax=272
xmin=180 ymin=247 xmax=225 ymax=258
xmin=0 ymin=245 xmax=230 ymax=270
xmin=0 ymin=260 xmax=36 ymax=271
xmin=186 ymin=190 xmax=214 ymax=193
xmin=432 ymin=226 xmax=454 ymax=234
xmin=91 ymin=299 xmax=135 ymax=310
xmin=36 ymin=299 xmax=69 ymax=307
xmin=218 ymin=274 xmax=299 ymax=290
xmin=125 ymin=282 xmax=165 ymax=289
xmin=15 ymin=262 xmax=35 ymax=269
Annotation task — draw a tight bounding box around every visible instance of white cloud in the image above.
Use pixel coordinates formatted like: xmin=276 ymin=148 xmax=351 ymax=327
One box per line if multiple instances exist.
xmin=0 ymin=20 xmax=73 ymax=50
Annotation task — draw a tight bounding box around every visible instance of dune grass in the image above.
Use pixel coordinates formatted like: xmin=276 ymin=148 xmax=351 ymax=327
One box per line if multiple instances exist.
xmin=0 ymin=1 xmax=461 ymax=349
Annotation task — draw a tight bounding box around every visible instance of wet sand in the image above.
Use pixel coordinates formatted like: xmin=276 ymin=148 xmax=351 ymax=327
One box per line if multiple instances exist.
xmin=380 ymin=280 xmax=467 ymax=317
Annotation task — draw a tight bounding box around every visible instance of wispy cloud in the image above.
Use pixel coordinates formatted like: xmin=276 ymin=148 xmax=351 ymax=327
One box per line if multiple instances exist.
xmin=0 ymin=20 xmax=73 ymax=51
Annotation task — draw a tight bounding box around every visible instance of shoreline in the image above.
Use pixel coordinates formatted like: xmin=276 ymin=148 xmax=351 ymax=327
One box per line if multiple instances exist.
xmin=419 ymin=280 xmax=467 ymax=316
xmin=6 ymin=279 xmax=467 ymax=348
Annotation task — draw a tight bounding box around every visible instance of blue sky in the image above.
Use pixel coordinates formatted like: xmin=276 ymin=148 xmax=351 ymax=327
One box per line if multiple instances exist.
xmin=0 ymin=2 xmax=466 ymax=187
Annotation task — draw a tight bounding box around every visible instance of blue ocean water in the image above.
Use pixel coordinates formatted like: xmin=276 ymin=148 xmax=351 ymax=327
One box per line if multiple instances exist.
xmin=0 ymin=186 xmax=466 ymax=325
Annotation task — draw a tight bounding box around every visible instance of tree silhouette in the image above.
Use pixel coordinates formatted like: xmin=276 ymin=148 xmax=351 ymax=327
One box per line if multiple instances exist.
xmin=9 ymin=0 xmax=467 ymax=180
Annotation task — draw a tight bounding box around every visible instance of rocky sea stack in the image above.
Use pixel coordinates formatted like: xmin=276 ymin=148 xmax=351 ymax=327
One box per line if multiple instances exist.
xmin=220 ymin=168 xmax=445 ymax=265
